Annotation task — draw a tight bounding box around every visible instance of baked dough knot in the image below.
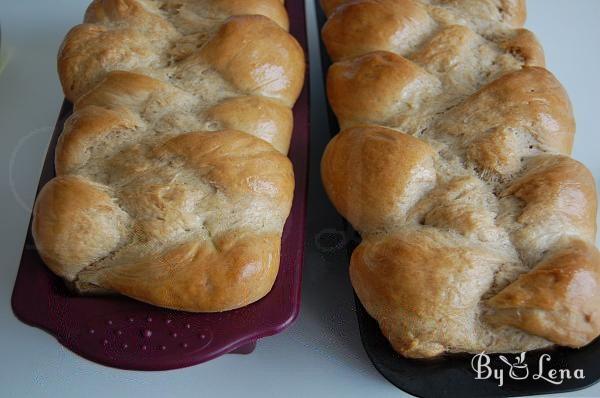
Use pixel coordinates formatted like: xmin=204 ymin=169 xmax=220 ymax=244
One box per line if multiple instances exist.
xmin=32 ymin=0 xmax=305 ymax=312
xmin=321 ymin=0 xmax=600 ymax=357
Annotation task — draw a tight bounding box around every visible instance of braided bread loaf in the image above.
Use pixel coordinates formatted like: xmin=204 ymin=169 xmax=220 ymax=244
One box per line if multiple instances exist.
xmin=32 ymin=0 xmax=305 ymax=312
xmin=320 ymin=0 xmax=600 ymax=357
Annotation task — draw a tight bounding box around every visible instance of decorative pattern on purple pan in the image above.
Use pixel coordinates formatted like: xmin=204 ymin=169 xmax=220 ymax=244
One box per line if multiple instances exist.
xmin=11 ymin=0 xmax=309 ymax=371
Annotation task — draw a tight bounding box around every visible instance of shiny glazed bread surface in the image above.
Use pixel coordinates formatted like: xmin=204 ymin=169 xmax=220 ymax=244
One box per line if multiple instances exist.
xmin=32 ymin=0 xmax=305 ymax=312
xmin=320 ymin=0 xmax=600 ymax=357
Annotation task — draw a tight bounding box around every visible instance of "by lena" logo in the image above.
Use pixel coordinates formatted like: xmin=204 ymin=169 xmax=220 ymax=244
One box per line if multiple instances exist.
xmin=471 ymin=352 xmax=585 ymax=387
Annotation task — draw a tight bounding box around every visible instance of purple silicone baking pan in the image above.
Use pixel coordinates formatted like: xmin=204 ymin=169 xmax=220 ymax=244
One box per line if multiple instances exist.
xmin=11 ymin=0 xmax=309 ymax=371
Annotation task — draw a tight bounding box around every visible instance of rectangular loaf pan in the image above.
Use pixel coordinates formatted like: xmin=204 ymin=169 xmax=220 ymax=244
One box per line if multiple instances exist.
xmin=314 ymin=2 xmax=600 ymax=397
xmin=10 ymin=0 xmax=309 ymax=371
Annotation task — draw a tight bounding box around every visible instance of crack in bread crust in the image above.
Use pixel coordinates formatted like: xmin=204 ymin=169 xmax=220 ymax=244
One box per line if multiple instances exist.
xmin=32 ymin=0 xmax=304 ymax=312
xmin=320 ymin=0 xmax=600 ymax=357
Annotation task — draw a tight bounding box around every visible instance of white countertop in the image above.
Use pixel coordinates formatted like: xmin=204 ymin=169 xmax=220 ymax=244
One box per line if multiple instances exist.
xmin=1 ymin=1 xmax=599 ymax=397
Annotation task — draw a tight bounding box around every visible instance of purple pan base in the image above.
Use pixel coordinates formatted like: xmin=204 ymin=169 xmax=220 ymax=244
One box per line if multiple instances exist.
xmin=11 ymin=0 xmax=309 ymax=371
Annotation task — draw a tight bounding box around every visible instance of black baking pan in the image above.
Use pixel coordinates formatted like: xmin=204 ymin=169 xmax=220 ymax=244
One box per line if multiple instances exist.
xmin=314 ymin=2 xmax=600 ymax=397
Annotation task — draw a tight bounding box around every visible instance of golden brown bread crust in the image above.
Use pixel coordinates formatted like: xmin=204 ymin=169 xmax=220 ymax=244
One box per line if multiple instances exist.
xmin=321 ymin=126 xmax=436 ymax=232
xmin=322 ymin=0 xmax=434 ymax=62
xmin=322 ymin=0 xmax=529 ymax=62
xmin=327 ymin=51 xmax=441 ymax=130
xmin=33 ymin=175 xmax=130 ymax=281
xmin=37 ymin=129 xmax=295 ymax=311
xmin=58 ymin=23 xmax=162 ymax=102
xmin=206 ymin=96 xmax=293 ymax=154
xmin=321 ymin=0 xmax=346 ymax=16
xmin=486 ymin=239 xmax=600 ymax=348
xmin=320 ymin=0 xmax=600 ymax=356
xmin=498 ymin=155 xmax=598 ymax=264
xmin=55 ymin=105 xmax=141 ymax=175
xmin=79 ymin=231 xmax=282 ymax=312
xmin=69 ymin=129 xmax=293 ymax=312
xmin=350 ymin=228 xmax=549 ymax=358
xmin=197 ymin=15 xmax=304 ymax=107
xmin=59 ymin=2 xmax=303 ymax=103
xmin=438 ymin=67 xmax=575 ymax=153
xmin=33 ymin=0 xmax=304 ymax=312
